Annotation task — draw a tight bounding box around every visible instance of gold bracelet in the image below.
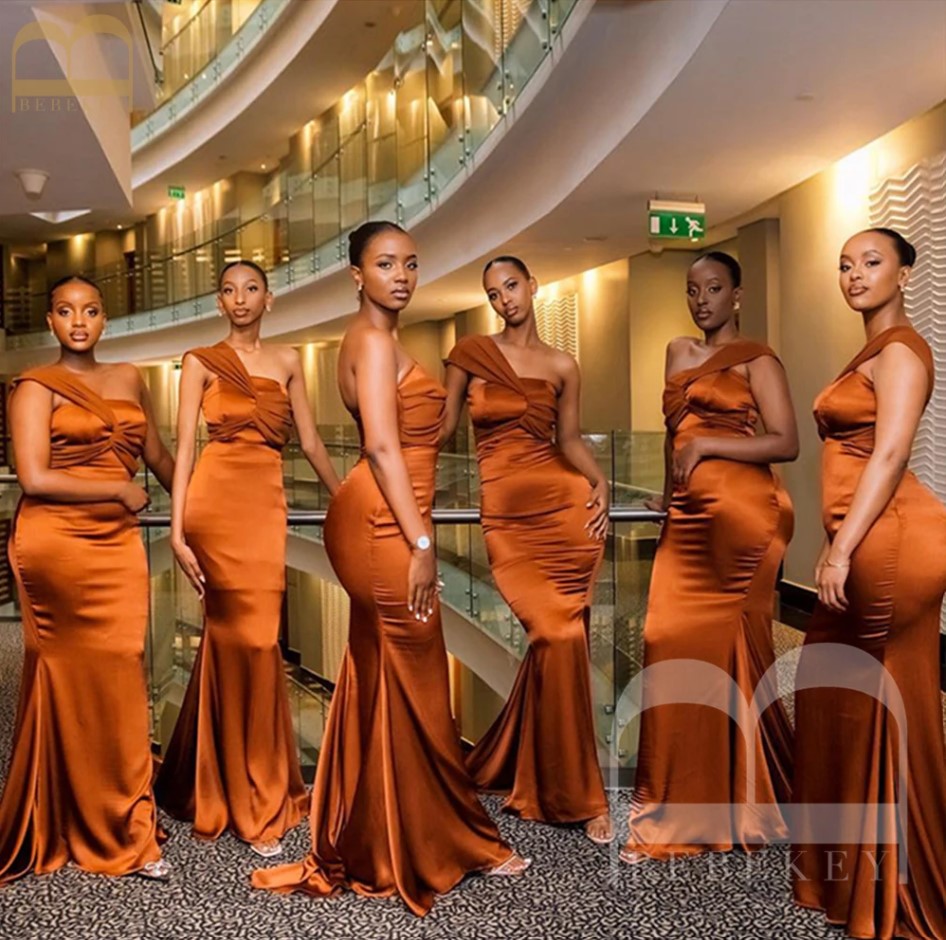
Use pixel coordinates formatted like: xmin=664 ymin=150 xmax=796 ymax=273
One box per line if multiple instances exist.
xmin=823 ymin=559 xmax=850 ymax=568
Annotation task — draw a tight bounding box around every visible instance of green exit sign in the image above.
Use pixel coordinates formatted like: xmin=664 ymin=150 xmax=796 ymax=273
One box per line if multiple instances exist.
xmin=648 ymin=199 xmax=705 ymax=241
xmin=168 ymin=185 xmax=186 ymax=200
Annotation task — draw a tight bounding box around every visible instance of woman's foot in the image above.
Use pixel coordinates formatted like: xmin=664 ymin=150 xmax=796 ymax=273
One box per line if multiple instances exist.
xmin=584 ymin=813 xmax=615 ymax=845
xmin=485 ymin=852 xmax=532 ymax=877
xmin=249 ymin=838 xmax=283 ymax=859
xmin=618 ymin=846 xmax=649 ymax=866
xmin=136 ymin=859 xmax=172 ymax=882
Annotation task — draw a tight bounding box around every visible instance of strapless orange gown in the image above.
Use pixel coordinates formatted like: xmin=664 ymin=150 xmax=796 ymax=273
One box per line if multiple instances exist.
xmin=0 ymin=366 xmax=162 ymax=882
xmin=252 ymin=363 xmax=510 ymax=916
xmin=625 ymin=340 xmax=794 ymax=858
xmin=444 ymin=335 xmax=608 ymax=823
xmin=155 ymin=343 xmax=306 ymax=844
xmin=793 ymin=326 xmax=946 ymax=940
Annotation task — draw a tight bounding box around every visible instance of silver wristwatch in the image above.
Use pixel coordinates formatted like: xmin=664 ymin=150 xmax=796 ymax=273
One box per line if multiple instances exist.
xmin=414 ymin=535 xmax=432 ymax=551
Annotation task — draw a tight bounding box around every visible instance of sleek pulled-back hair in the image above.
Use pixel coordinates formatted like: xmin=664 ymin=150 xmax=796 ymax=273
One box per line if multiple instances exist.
xmin=866 ymin=227 xmax=917 ymax=267
xmin=483 ymin=255 xmax=531 ymax=279
xmin=48 ymin=273 xmax=104 ymax=310
xmin=348 ymin=221 xmax=408 ymax=266
xmin=692 ymin=251 xmax=741 ymax=289
xmin=218 ymin=259 xmax=269 ymax=291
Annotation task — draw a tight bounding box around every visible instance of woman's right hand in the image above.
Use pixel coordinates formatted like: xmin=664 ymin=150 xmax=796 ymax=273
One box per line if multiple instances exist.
xmin=118 ymin=481 xmax=151 ymax=513
xmin=171 ymin=536 xmax=206 ymax=599
xmin=408 ymin=545 xmax=438 ymax=622
xmin=643 ymin=494 xmax=667 ymax=513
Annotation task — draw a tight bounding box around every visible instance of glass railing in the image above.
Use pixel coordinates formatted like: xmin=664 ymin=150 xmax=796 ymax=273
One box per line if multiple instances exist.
xmin=4 ymin=0 xmax=583 ymax=345
xmin=133 ymin=0 xmax=289 ymax=136
xmin=0 ymin=423 xmax=660 ymax=780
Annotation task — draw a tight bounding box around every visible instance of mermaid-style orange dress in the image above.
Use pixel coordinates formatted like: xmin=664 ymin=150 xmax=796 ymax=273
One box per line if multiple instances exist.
xmin=625 ymin=339 xmax=794 ymax=858
xmin=252 ymin=363 xmax=510 ymax=916
xmin=444 ymin=335 xmax=608 ymax=823
xmin=793 ymin=326 xmax=946 ymax=940
xmin=0 ymin=366 xmax=162 ymax=882
xmin=155 ymin=343 xmax=306 ymax=844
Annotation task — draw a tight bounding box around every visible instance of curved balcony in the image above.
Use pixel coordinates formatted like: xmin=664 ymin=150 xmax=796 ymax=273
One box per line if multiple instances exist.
xmin=4 ymin=0 xmax=585 ymax=354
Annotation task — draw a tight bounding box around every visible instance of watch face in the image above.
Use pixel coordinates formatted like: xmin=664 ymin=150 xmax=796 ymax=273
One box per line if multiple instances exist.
xmin=416 ymin=535 xmax=432 ymax=551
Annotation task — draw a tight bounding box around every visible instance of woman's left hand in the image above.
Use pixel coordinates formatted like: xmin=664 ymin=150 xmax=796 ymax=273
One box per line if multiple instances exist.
xmin=671 ymin=438 xmax=706 ymax=487
xmin=816 ymin=557 xmax=850 ymax=612
xmin=586 ymin=479 xmax=610 ymax=541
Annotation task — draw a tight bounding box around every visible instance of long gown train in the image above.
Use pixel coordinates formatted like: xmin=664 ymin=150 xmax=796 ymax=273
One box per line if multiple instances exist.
xmin=626 ymin=340 xmax=794 ymax=858
xmin=0 ymin=366 xmax=162 ymax=881
xmin=445 ymin=335 xmax=608 ymax=823
xmin=793 ymin=325 xmax=946 ymax=940
xmin=155 ymin=343 xmax=306 ymax=844
xmin=252 ymin=364 xmax=510 ymax=916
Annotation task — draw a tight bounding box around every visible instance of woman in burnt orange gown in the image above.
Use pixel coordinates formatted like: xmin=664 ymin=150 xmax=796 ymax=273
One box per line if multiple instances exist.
xmin=442 ymin=255 xmax=613 ymax=844
xmin=155 ymin=260 xmax=340 ymax=858
xmin=252 ymin=222 xmax=528 ymax=916
xmin=622 ymin=251 xmax=798 ymax=862
xmin=0 ymin=275 xmax=174 ymax=883
xmin=792 ymin=228 xmax=946 ymax=940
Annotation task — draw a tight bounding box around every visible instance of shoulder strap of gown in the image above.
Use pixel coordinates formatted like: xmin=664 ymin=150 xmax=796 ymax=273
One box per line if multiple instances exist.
xmin=837 ymin=325 xmax=933 ymax=391
xmin=185 ymin=342 xmax=256 ymax=398
xmin=12 ymin=365 xmax=117 ymax=428
xmin=444 ymin=334 xmax=525 ymax=394
xmin=682 ymin=339 xmax=779 ymax=386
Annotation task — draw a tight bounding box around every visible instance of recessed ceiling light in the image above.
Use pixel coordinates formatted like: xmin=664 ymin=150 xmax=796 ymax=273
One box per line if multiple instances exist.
xmin=364 ymin=20 xmax=376 ymax=27
xmin=117 ymin=224 xmax=123 ymax=230
xmin=30 ymin=209 xmax=91 ymax=224
xmin=583 ymin=235 xmax=607 ymax=242
xmin=260 ymin=163 xmax=267 ymax=170
xmin=795 ymin=92 xmax=816 ymax=102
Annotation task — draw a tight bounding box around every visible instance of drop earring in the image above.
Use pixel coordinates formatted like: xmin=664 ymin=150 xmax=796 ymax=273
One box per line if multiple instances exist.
xmin=733 ymin=301 xmax=741 ymax=312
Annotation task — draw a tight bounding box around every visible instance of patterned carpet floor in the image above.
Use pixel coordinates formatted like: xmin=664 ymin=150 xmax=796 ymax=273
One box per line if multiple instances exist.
xmin=0 ymin=623 xmax=843 ymax=940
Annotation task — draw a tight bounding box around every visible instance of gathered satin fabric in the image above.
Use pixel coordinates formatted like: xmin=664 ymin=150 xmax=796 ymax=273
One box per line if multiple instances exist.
xmin=444 ymin=335 xmax=608 ymax=823
xmin=0 ymin=366 xmax=162 ymax=882
xmin=155 ymin=343 xmax=306 ymax=844
xmin=626 ymin=340 xmax=794 ymax=858
xmin=793 ymin=326 xmax=946 ymax=940
xmin=251 ymin=364 xmax=510 ymax=916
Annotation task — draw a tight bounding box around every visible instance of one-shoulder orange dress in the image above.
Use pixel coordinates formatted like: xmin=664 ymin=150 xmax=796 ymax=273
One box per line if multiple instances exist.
xmin=625 ymin=340 xmax=794 ymax=858
xmin=793 ymin=326 xmax=946 ymax=940
xmin=252 ymin=363 xmax=510 ymax=916
xmin=444 ymin=334 xmax=609 ymax=824
xmin=0 ymin=365 xmax=162 ymax=882
xmin=155 ymin=343 xmax=306 ymax=845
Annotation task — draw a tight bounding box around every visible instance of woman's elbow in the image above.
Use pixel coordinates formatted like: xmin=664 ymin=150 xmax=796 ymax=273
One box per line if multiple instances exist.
xmin=17 ymin=472 xmax=44 ymax=497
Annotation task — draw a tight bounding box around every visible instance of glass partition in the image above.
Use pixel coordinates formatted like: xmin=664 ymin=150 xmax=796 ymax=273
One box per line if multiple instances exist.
xmin=6 ymin=0 xmax=582 ymax=344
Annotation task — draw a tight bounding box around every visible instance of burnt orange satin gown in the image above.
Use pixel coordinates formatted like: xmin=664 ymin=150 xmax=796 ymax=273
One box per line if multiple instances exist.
xmin=445 ymin=335 xmax=608 ymax=823
xmin=0 ymin=366 xmax=162 ymax=882
xmin=626 ymin=340 xmax=794 ymax=858
xmin=793 ymin=326 xmax=946 ymax=940
xmin=252 ymin=363 xmax=510 ymax=916
xmin=155 ymin=343 xmax=306 ymax=844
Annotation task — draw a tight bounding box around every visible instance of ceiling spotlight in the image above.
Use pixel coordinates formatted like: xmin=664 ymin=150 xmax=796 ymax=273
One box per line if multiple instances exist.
xmin=15 ymin=168 xmax=49 ymax=200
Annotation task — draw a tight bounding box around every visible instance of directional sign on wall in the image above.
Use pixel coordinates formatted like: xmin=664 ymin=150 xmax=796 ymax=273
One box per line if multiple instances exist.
xmin=648 ymin=199 xmax=706 ymax=241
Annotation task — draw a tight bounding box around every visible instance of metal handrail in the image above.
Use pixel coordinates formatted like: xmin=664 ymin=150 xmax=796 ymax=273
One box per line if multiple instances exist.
xmin=0 ymin=477 xmax=665 ymax=526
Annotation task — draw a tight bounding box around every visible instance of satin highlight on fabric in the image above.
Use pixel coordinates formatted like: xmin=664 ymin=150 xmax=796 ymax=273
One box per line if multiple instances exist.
xmin=0 ymin=366 xmax=163 ymax=882
xmin=445 ymin=335 xmax=608 ymax=824
xmin=155 ymin=342 xmax=307 ymax=845
xmin=251 ymin=364 xmax=511 ymax=916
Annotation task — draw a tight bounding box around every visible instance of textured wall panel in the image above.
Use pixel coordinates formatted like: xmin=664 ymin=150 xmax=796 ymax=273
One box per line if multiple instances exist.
xmin=534 ymin=292 xmax=579 ymax=358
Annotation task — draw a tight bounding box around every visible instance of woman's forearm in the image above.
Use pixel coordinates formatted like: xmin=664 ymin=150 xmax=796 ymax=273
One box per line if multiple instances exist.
xmin=829 ymin=449 xmax=909 ymax=561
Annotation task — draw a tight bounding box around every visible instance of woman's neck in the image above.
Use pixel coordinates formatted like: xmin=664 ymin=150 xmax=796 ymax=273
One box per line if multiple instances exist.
xmin=224 ymin=322 xmax=263 ymax=351
xmin=862 ymin=298 xmax=910 ymax=340
xmin=500 ymin=314 xmax=541 ymax=347
xmin=703 ymin=320 xmax=740 ymax=347
xmin=56 ymin=349 xmax=98 ymax=372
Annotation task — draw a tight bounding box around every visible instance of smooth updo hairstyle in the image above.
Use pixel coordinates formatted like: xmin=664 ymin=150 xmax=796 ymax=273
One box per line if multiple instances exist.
xmin=483 ymin=255 xmax=531 ymax=279
xmin=217 ymin=259 xmax=269 ymax=291
xmin=692 ymin=250 xmax=741 ymax=289
xmin=348 ymin=220 xmax=408 ymax=266
xmin=866 ymin=227 xmax=917 ymax=267
xmin=48 ymin=273 xmax=104 ymax=310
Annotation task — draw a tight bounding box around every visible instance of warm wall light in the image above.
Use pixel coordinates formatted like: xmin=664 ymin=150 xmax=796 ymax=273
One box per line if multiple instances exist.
xmin=832 ymin=146 xmax=874 ymax=219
